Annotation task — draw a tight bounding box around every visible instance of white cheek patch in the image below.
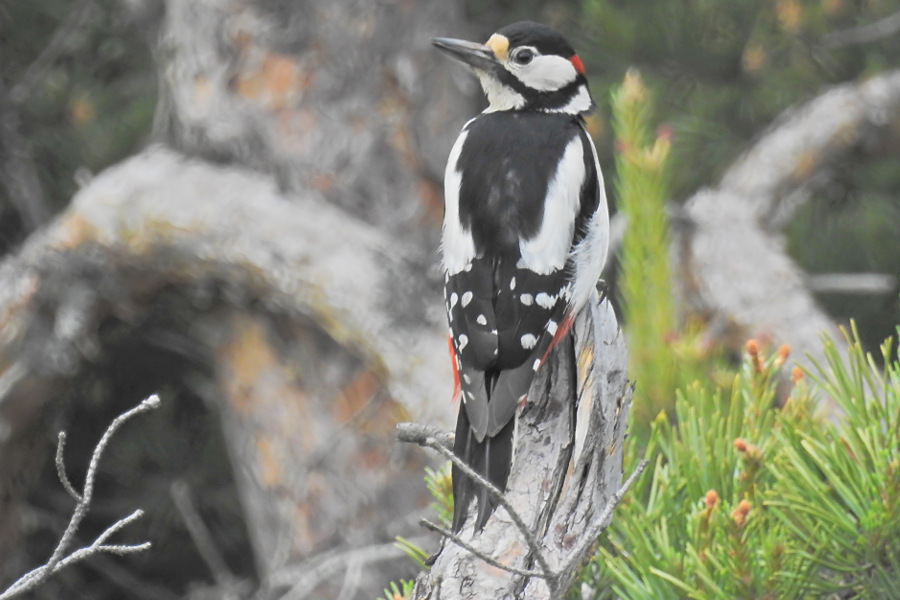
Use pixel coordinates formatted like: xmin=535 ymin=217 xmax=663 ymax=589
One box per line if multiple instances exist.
xmin=514 ymin=54 xmax=578 ymax=92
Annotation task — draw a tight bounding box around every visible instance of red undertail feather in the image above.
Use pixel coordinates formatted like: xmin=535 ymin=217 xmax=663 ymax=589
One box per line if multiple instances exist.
xmin=540 ymin=313 xmax=575 ymax=368
xmin=449 ymin=335 xmax=461 ymax=402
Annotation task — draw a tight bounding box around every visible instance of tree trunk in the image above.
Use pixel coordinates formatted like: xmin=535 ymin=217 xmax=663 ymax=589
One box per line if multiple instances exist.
xmin=411 ymin=297 xmax=632 ymax=600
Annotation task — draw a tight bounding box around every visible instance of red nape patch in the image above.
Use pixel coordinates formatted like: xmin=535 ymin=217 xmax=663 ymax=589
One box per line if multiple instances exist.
xmin=570 ymin=54 xmax=585 ymax=75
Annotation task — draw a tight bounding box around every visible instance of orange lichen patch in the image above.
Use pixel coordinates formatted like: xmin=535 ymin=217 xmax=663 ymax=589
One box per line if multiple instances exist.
xmin=310 ymin=171 xmax=335 ymax=193
xmin=742 ymin=43 xmax=766 ymax=74
xmin=193 ymin=74 xmax=215 ymax=109
xmin=68 ymin=95 xmax=93 ymax=125
xmin=256 ymin=435 xmax=282 ymax=487
xmin=233 ymin=51 xmax=306 ymax=111
xmin=418 ymin=177 xmax=444 ymax=226
xmin=335 ymin=369 xmax=382 ymax=423
xmin=219 ymin=318 xmax=281 ymax=415
xmin=0 ymin=273 xmax=39 ymax=344
xmin=822 ymin=0 xmax=845 ymax=15
xmin=53 ymin=213 xmax=99 ymax=250
xmin=775 ymin=0 xmax=803 ymax=34
xmin=486 ymin=33 xmax=509 ymax=62
xmin=793 ymin=151 xmax=820 ymax=180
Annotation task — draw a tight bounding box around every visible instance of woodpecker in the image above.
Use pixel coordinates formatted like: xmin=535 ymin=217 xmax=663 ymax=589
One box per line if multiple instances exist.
xmin=433 ymin=22 xmax=609 ymax=532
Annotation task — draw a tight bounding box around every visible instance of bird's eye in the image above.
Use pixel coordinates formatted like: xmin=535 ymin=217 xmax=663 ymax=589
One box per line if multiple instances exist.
xmin=512 ymin=48 xmax=534 ymax=65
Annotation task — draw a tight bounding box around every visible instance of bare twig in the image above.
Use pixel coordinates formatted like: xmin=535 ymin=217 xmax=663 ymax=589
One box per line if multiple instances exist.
xmin=395 ymin=422 xmax=453 ymax=450
xmin=806 ymin=273 xmax=898 ymax=295
xmin=403 ymin=421 xmax=646 ymax=595
xmin=170 ymin=480 xmax=237 ymax=588
xmin=559 ymin=459 xmax=648 ymax=578
xmin=419 ymin=519 xmax=546 ymax=579
xmin=405 ymin=427 xmax=556 ymax=587
xmin=0 ymin=394 xmax=161 ymax=599
xmin=8 ymin=0 xmax=97 ymax=105
xmin=823 ymin=10 xmax=900 ymax=48
xmin=267 ymin=537 xmax=431 ymax=599
xmin=55 ymin=432 xmax=82 ymax=502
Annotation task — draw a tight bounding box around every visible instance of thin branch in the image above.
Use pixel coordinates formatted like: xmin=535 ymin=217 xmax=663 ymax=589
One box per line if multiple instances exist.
xmin=559 ymin=459 xmax=648 ymax=578
xmin=806 ymin=273 xmax=898 ymax=295
xmin=170 ymin=480 xmax=237 ymax=588
xmin=419 ymin=519 xmax=547 ymax=579
xmin=55 ymin=432 xmax=82 ymax=502
xmin=823 ymin=10 xmax=900 ymax=49
xmin=409 ymin=430 xmax=557 ymax=587
xmin=8 ymin=0 xmax=97 ymax=105
xmin=268 ymin=539 xmax=428 ymax=600
xmin=395 ymin=422 xmax=453 ymax=450
xmin=0 ymin=394 xmax=161 ymax=600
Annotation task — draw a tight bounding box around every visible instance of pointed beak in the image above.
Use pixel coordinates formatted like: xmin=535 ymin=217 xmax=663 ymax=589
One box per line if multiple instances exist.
xmin=432 ymin=37 xmax=500 ymax=72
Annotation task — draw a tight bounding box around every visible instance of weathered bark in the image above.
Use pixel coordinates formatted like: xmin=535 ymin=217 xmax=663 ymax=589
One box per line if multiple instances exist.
xmin=3 ymin=0 xmax=474 ymax=595
xmin=0 ymin=148 xmax=453 ymax=594
xmin=153 ymin=0 xmax=470 ymax=236
xmin=410 ymin=297 xmax=632 ymax=600
xmin=677 ymin=70 xmax=900 ymax=376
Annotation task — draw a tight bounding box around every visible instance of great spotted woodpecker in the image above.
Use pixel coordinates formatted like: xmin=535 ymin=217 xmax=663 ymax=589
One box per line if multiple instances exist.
xmin=433 ymin=22 xmax=609 ymax=532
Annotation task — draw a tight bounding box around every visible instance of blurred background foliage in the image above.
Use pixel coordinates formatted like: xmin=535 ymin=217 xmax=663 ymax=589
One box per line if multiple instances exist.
xmin=0 ymin=0 xmax=156 ymax=253
xmin=2 ymin=1 xmax=900 ymax=597
xmin=3 ymin=0 xmax=896 ymax=343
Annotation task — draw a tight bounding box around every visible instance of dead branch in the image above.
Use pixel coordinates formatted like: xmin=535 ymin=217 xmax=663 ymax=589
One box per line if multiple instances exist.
xmin=407 ymin=296 xmax=634 ymax=599
xmin=0 ymin=394 xmax=159 ymax=599
xmin=679 ymin=69 xmax=900 ymax=383
xmin=823 ymin=10 xmax=900 ymax=48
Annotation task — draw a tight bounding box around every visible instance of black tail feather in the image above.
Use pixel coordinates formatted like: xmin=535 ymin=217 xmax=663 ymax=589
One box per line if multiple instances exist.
xmin=452 ymin=407 xmax=474 ymax=533
xmin=452 ymin=407 xmax=515 ymax=532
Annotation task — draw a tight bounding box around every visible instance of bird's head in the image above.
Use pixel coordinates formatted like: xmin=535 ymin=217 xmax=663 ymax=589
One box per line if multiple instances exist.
xmin=433 ymin=21 xmax=593 ymax=115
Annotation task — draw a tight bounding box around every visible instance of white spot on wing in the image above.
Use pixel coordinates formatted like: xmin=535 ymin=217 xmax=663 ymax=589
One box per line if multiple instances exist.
xmin=476 ymin=314 xmax=487 ymax=326
xmin=461 ymin=291 xmax=473 ymax=307
xmin=458 ymin=334 xmax=469 ymax=351
xmin=532 ymin=358 xmax=541 ymax=371
xmin=449 ymin=293 xmax=458 ymax=309
xmin=518 ymin=136 xmax=585 ymax=274
xmin=509 ymin=277 xmax=516 ymax=291
xmin=463 ymin=373 xmax=471 ymax=384
xmin=535 ymin=292 xmax=556 ymax=309
xmin=520 ymin=293 xmax=533 ymax=306
xmin=520 ymin=333 xmax=537 ymax=349
xmin=547 ymin=320 xmax=558 ymax=335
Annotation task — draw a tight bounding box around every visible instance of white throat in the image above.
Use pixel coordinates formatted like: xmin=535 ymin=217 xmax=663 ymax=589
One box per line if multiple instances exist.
xmin=477 ymin=71 xmax=525 ymax=112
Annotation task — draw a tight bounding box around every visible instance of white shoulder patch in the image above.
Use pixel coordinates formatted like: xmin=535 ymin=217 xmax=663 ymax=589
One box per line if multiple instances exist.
xmin=441 ymin=128 xmax=476 ymax=275
xmin=518 ymin=136 xmax=585 ymax=275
